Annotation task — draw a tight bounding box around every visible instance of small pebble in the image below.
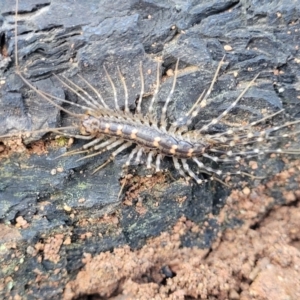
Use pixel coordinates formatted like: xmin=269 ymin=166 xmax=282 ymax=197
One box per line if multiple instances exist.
xmin=224 ymin=44 xmax=233 ymax=51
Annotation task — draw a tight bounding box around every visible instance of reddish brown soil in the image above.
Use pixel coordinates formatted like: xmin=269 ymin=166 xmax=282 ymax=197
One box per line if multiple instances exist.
xmin=62 ymin=162 xmax=300 ymax=300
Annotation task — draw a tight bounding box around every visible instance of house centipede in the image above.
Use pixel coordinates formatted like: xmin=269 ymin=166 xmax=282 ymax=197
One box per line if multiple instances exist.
xmin=1 ymin=0 xmax=300 ymax=192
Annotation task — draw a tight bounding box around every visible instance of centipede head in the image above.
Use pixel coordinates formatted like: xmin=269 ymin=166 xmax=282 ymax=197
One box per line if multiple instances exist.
xmin=80 ymin=114 xmax=101 ymax=136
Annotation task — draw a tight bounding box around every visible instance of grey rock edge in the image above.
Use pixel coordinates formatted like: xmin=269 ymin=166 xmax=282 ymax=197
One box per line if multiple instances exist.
xmin=0 ymin=0 xmax=299 ymax=298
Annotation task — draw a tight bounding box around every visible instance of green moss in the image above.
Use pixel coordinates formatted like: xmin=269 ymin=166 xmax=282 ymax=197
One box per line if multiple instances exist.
xmin=55 ymin=136 xmax=69 ymax=147
xmin=77 ymin=182 xmax=90 ymax=190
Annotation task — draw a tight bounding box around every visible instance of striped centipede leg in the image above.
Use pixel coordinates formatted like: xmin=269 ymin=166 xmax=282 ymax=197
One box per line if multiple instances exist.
xmin=181 ymin=159 xmax=203 ymax=184
xmin=92 ymin=141 xmax=133 ymax=174
xmin=198 ymin=73 xmax=260 ymax=133
xmin=56 ymin=136 xmax=105 ymax=158
xmin=192 ymin=157 xmax=222 ymax=177
xmin=210 ymin=148 xmax=263 ymax=158
xmin=210 ymin=114 xmax=300 ymax=157
xmin=202 ymin=153 xmax=240 ymax=163
xmin=81 ymin=135 xmax=105 ymax=149
xmin=146 ymin=151 xmax=155 ymax=169
xmin=125 ymin=147 xmax=140 ymax=166
xmin=216 ymin=110 xmax=285 ymax=138
xmin=172 ymin=157 xmax=188 ymax=180
xmin=117 ymin=67 xmax=129 ymax=113
xmin=135 ymin=148 xmax=144 ymax=164
xmin=148 ymin=61 xmax=161 ymax=115
xmin=136 ymin=62 xmax=145 ymax=114
xmin=155 ymin=154 xmax=162 ymax=172
xmin=76 ymin=138 xmax=122 ymax=161
xmin=73 ymin=137 xmax=118 ymax=160
xmin=160 ymin=59 xmax=179 ymax=129
xmin=93 ymin=138 xmax=118 ymax=151
xmin=171 ymin=56 xmax=225 ymax=129
xmin=104 ymin=65 xmax=120 ymax=110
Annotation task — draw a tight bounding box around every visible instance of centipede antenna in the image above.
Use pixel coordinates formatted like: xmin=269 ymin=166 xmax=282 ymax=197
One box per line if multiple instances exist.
xmin=0 ymin=126 xmax=78 ymax=140
xmin=16 ymin=72 xmax=82 ymax=118
xmin=104 ymin=65 xmax=119 ymax=110
xmin=136 ymin=62 xmax=144 ymax=114
xmin=13 ymin=1 xmax=83 ymax=119
xmin=61 ymin=75 xmax=101 ymax=110
xmin=117 ymin=67 xmax=129 ymax=113
xmin=15 ymin=0 xmax=19 ymax=71
xmin=199 ymin=73 xmax=260 ymax=133
xmin=38 ymin=89 xmax=91 ymax=112
xmin=160 ymin=59 xmax=179 ymax=129
xmin=77 ymin=74 xmax=109 ymax=109
xmin=65 ymin=75 xmax=103 ymax=110
xmin=148 ymin=61 xmax=161 ymax=114
xmin=53 ymin=74 xmax=98 ymax=110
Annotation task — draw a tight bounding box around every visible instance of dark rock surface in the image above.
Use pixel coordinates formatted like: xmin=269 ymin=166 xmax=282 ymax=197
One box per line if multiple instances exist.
xmin=0 ymin=0 xmax=299 ymax=298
